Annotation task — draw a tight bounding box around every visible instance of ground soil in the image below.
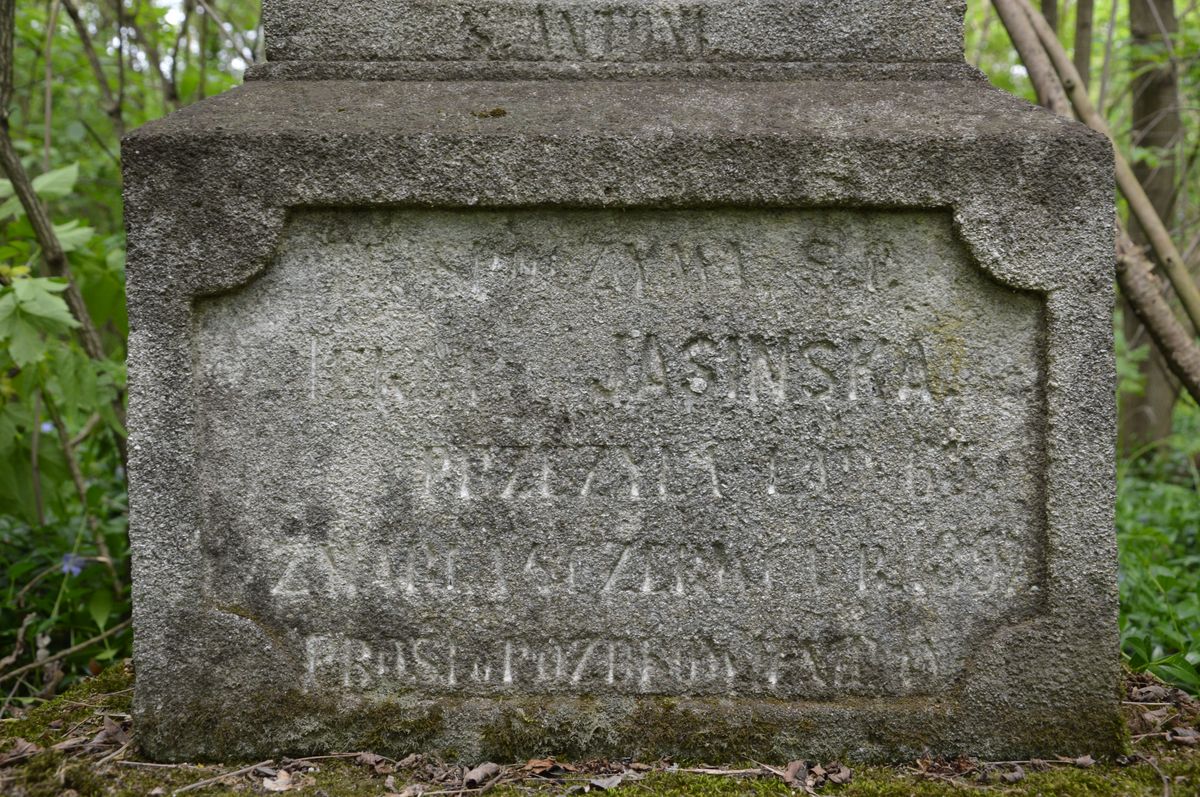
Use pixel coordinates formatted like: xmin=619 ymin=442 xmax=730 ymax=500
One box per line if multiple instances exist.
xmin=2 ymin=664 xmax=1198 ymax=796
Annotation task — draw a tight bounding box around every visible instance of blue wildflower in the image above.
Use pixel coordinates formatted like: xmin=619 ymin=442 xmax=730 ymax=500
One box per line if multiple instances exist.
xmin=40 ymin=421 xmax=54 ymax=434
xmin=60 ymin=553 xmax=85 ymax=576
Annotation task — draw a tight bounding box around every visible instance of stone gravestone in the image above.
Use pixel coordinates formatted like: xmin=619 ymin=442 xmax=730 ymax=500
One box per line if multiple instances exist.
xmin=123 ymin=0 xmax=1122 ymax=762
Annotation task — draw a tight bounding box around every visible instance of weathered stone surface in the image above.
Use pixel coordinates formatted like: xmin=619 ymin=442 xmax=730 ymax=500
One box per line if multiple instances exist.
xmin=198 ymin=207 xmax=1042 ymax=698
xmin=262 ymin=0 xmax=966 ymax=66
xmin=123 ymin=1 xmax=1120 ymax=765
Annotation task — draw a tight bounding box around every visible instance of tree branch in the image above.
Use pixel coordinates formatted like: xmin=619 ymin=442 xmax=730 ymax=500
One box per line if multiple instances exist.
xmin=0 ymin=0 xmax=12 ymax=120
xmin=128 ymin=1 xmax=177 ymax=108
xmin=0 ymin=4 xmax=129 ymax=466
xmin=0 ymin=619 xmax=131 ymax=684
xmin=0 ymin=138 xmax=106 ymax=360
xmin=1013 ymin=0 xmax=1200 ymax=336
xmin=1118 ymin=233 xmax=1200 ymax=405
xmin=61 ymin=0 xmax=124 ymax=135
xmin=991 ymin=0 xmax=1200 ymax=405
xmin=991 ymin=0 xmax=1071 ymax=113
xmin=1073 ymin=0 xmax=1094 ymax=89
xmin=43 ymin=391 xmax=121 ymax=591
xmin=195 ymin=0 xmax=254 ymax=64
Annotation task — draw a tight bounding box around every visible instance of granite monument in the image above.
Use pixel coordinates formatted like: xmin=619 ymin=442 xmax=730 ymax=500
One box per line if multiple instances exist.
xmin=123 ymin=0 xmax=1122 ymax=763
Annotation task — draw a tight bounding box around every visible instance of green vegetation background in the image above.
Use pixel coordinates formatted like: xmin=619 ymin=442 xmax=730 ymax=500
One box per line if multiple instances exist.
xmin=1 ymin=0 xmax=1198 ymax=715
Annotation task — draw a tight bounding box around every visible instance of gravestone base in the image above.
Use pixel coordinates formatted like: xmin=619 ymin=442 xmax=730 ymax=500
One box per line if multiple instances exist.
xmin=125 ymin=62 xmax=1121 ymax=762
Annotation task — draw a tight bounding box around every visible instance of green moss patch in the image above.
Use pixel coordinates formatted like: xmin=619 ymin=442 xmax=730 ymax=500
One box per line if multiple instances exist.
xmin=1 ymin=665 xmax=1198 ymax=796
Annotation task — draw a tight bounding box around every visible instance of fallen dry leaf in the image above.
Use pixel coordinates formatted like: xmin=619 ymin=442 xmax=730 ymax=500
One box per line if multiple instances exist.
xmin=782 ymin=760 xmax=808 ymax=790
xmin=589 ymin=774 xmax=625 ymax=791
xmin=0 ymin=738 xmax=40 ymax=766
xmin=1170 ymin=727 xmax=1199 ymax=746
xmin=1000 ymin=765 xmax=1025 ymax=784
xmin=355 ymin=751 xmax=395 ymax=775
xmin=1131 ymin=685 xmax=1170 ymax=703
xmin=826 ymin=763 xmax=852 ymax=784
xmin=103 ymin=715 xmax=131 ymax=746
xmin=263 ymin=769 xmax=294 ymax=792
xmin=464 ymin=762 xmax=501 ymax=787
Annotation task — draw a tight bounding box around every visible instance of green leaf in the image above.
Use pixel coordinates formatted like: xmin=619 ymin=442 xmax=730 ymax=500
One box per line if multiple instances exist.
xmin=32 ymin=162 xmax=79 ymax=199
xmin=0 ymin=178 xmax=12 ymax=199
xmin=4 ymin=317 xmax=47 ymax=366
xmin=0 ymin=291 xmax=16 ymax=323
xmin=54 ymin=220 xmax=95 ymax=253
xmin=12 ymin=278 xmax=78 ymax=328
xmin=0 ymin=195 xmax=22 ymax=220
xmin=88 ymin=588 xmax=113 ymax=631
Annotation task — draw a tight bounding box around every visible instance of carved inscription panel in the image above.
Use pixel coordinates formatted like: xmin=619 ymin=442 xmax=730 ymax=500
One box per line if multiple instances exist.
xmin=194 ymin=209 xmax=1046 ymax=700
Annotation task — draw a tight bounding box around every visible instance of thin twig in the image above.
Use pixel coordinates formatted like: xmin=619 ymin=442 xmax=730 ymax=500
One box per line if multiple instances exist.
xmin=1073 ymin=0 xmax=1094 ymax=89
xmin=991 ymin=0 xmax=1071 ymax=113
xmin=1139 ymin=754 xmax=1172 ymax=797
xmin=194 ymin=0 xmax=254 ymax=64
xmin=14 ymin=563 xmax=57 ymax=606
xmin=0 ymin=676 xmax=21 ymax=719
xmin=0 ymin=619 xmax=131 ymax=684
xmin=1016 ymin=0 xmax=1200 ymax=336
xmin=42 ymin=0 xmax=60 ymax=171
xmin=43 ymin=392 xmax=120 ymax=590
xmin=973 ymin=3 xmax=994 ymax=68
xmin=30 ymin=392 xmax=45 ymax=526
xmin=172 ymin=760 xmax=274 ymax=795
xmin=60 ymin=0 xmax=123 ymax=134
xmin=118 ymin=760 xmax=206 ymax=769
xmin=0 ymin=0 xmax=12 ymax=117
xmin=127 ymin=0 xmax=175 ymax=107
xmin=1097 ymin=0 xmax=1118 ymax=111
xmin=1118 ymin=232 xmax=1200 ymax=405
xmin=95 ymin=740 xmax=130 ymax=765
xmin=168 ymin=0 xmax=192 ymax=106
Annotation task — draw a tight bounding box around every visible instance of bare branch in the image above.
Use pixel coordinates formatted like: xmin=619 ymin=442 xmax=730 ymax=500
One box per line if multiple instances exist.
xmin=1097 ymin=0 xmax=1118 ymax=110
xmin=127 ymin=4 xmax=177 ymax=108
xmin=1008 ymin=0 xmax=1200 ymax=336
xmin=0 ymin=0 xmax=13 ymax=118
xmin=973 ymin=4 xmax=994 ymax=68
xmin=43 ymin=0 xmax=61 ymax=171
xmin=43 ymin=392 xmax=121 ymax=591
xmin=61 ymin=0 xmax=124 ymax=135
xmin=1118 ymin=233 xmax=1200 ymax=405
xmin=0 ymin=619 xmax=131 ymax=684
xmin=1073 ymin=0 xmax=1094 ymax=88
xmin=30 ymin=392 xmax=46 ymax=527
xmin=1039 ymin=0 xmax=1058 ymax=34
xmin=0 ymin=0 xmax=130 ymax=465
xmin=991 ymin=0 xmax=1071 ymax=114
xmin=169 ymin=0 xmax=192 ymax=105
xmin=0 ymin=138 xmax=106 ymax=360
xmin=195 ymin=0 xmax=254 ymax=64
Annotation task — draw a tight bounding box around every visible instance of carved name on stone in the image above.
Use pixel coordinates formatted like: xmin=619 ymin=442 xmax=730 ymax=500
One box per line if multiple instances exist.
xmin=194 ymin=208 xmax=1045 ymax=700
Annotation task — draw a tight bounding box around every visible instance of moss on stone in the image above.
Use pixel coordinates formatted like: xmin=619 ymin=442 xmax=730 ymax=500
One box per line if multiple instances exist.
xmin=2 ymin=668 xmax=1197 ymax=796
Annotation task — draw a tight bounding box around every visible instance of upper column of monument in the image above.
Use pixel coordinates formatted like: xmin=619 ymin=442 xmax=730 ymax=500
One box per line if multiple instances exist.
xmin=261 ymin=1 xmax=967 ymax=66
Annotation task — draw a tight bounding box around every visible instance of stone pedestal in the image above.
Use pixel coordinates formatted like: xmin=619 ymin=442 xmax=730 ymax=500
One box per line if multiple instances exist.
xmin=123 ymin=0 xmax=1121 ymax=762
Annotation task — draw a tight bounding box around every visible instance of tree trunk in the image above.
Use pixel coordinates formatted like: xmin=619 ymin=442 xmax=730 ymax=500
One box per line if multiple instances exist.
xmin=1041 ymin=0 xmax=1058 ymax=33
xmin=1074 ymin=0 xmax=1094 ymax=88
xmin=1120 ymin=0 xmax=1184 ymax=455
